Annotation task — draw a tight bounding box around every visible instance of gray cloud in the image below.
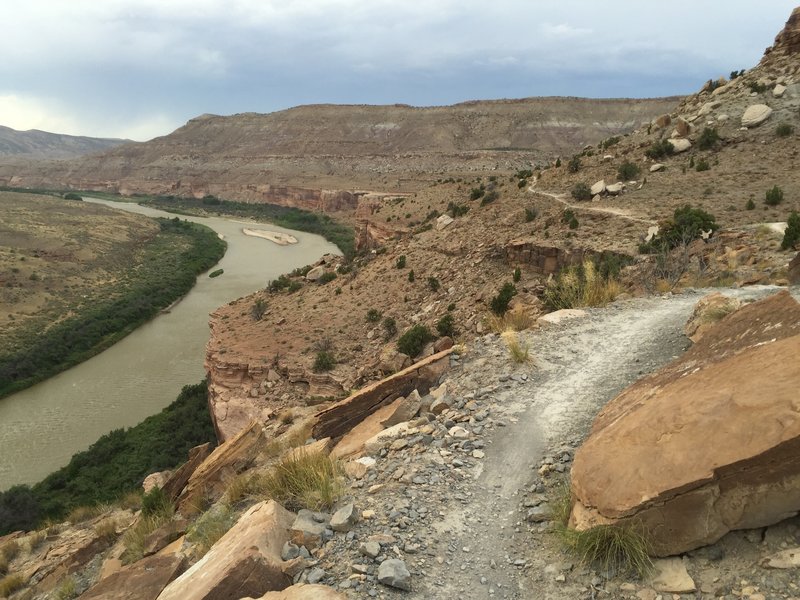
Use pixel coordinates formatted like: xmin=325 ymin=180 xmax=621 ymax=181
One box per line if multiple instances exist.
xmin=1 ymin=1 xmax=796 ymax=140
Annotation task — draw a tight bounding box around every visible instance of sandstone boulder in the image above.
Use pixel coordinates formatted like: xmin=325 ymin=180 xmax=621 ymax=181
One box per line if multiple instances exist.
xmin=377 ymin=348 xmax=411 ymax=376
xmin=773 ymin=83 xmax=787 ymax=97
xmin=667 ymin=138 xmax=691 ymax=153
xmin=605 ymin=182 xmax=624 ymax=195
xmin=242 ymin=584 xmax=346 ymax=599
xmin=683 ymin=292 xmax=743 ymax=343
xmin=590 ymin=180 xmax=606 ymax=196
xmin=649 ymin=164 xmax=665 ymax=173
xmin=436 ymin=214 xmax=454 ymax=230
xmin=177 ymin=421 xmax=264 ymax=515
xmin=157 ymin=500 xmax=294 ymax=600
xmin=161 ymin=443 xmax=212 ymax=501
xmin=305 ymin=266 xmax=325 ymax=281
xmin=80 ymin=554 xmax=186 ymax=600
xmin=570 ymin=292 xmax=800 ymax=556
xmin=143 ymin=471 xmax=172 ymax=494
xmin=538 ymin=309 xmax=587 ymax=326
xmin=653 ymin=114 xmax=671 ymax=129
xmin=674 ymin=118 xmax=691 ymax=137
xmin=741 ymin=104 xmax=773 ymax=127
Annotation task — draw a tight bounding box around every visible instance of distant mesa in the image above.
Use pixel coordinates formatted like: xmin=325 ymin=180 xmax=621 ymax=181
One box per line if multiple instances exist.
xmin=0 ymin=125 xmax=130 ymax=159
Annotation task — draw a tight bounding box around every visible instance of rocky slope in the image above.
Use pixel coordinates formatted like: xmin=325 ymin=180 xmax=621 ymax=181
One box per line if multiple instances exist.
xmin=0 ymin=125 xmax=128 ymax=160
xmin=0 ymin=97 xmax=678 ymax=207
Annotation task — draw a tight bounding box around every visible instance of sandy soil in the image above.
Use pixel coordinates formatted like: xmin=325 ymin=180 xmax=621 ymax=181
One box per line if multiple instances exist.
xmin=242 ymin=227 xmax=298 ymax=245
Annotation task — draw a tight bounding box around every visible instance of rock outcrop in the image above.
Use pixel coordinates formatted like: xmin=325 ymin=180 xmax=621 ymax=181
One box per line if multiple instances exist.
xmin=765 ymin=7 xmax=800 ymax=57
xmin=157 ymin=500 xmax=294 ymax=600
xmin=570 ymin=291 xmax=800 ymax=556
xmin=242 ymin=584 xmax=346 ymax=599
xmin=682 ymin=292 xmax=743 ymax=343
xmin=80 ymin=554 xmax=186 ymax=600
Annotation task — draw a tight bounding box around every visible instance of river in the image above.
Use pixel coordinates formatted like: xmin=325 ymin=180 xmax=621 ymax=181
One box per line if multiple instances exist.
xmin=0 ymin=199 xmax=340 ymax=489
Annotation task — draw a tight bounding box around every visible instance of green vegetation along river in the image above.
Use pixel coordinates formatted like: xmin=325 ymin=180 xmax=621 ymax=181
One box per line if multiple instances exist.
xmin=0 ymin=199 xmax=340 ymax=489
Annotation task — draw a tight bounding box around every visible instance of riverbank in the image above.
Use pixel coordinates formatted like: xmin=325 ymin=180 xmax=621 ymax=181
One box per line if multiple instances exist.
xmin=0 ymin=381 xmax=216 ymax=534
xmin=0 ymin=212 xmax=226 ymax=399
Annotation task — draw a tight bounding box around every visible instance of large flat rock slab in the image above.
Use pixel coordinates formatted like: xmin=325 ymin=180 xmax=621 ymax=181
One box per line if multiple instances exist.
xmin=570 ymin=291 xmax=800 ymax=556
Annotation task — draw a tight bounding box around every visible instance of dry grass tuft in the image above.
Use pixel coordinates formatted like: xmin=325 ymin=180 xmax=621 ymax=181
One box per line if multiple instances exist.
xmin=120 ymin=503 xmax=174 ymax=565
xmin=26 ymin=530 xmax=46 ymax=553
xmin=53 ymin=576 xmax=77 ymax=600
xmin=94 ymin=518 xmax=119 ymax=544
xmin=66 ymin=504 xmax=103 ymax=525
xmin=186 ymin=504 xmax=237 ymax=557
xmin=486 ymin=306 xmax=534 ymax=333
xmin=501 ymin=331 xmax=531 ymax=364
xmin=253 ymin=451 xmax=344 ymax=512
xmin=0 ymin=573 xmax=26 ymax=597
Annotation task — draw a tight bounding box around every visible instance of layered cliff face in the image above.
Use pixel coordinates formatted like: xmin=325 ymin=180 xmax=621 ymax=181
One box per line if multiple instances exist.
xmin=0 ymin=97 xmax=679 ymax=210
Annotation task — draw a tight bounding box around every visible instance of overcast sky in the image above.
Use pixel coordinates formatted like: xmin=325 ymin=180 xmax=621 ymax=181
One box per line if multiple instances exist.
xmin=1 ymin=1 xmax=796 ymax=141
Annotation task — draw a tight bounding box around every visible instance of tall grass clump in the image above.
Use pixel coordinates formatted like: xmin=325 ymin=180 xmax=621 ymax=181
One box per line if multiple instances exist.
xmin=543 ymin=260 xmax=621 ymax=311
xmin=558 ymin=523 xmax=653 ymax=577
xmin=120 ymin=488 xmax=174 ymax=564
xmin=255 ymin=451 xmax=344 ymax=512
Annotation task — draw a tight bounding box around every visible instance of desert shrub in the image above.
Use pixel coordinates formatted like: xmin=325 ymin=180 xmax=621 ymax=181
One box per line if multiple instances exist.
xmin=567 ymin=156 xmax=581 ymax=173
xmin=562 ymin=209 xmax=579 ymax=229
xmin=617 ymin=161 xmax=640 ymax=180
xmin=748 ymin=81 xmax=767 ymax=93
xmin=695 ymin=158 xmax=710 ymax=172
xmin=469 ymin=186 xmax=485 ymax=201
xmin=513 ymin=267 xmax=521 ymax=283
xmin=424 ymin=276 xmax=440 ymax=292
xmin=776 ymin=123 xmax=794 ymax=137
xmin=480 ymin=190 xmax=499 ymax=206
xmin=490 ymin=283 xmax=517 ymax=316
xmin=397 ymin=325 xmax=435 ymax=357
xmin=288 ymin=280 xmax=302 ymax=293
xmin=640 ymin=205 xmax=718 ymax=253
xmin=746 ymin=198 xmax=756 ymax=210
xmin=63 ymin=192 xmax=82 ymax=201
xmin=256 ymin=451 xmax=344 ymax=511
xmin=317 ymin=272 xmax=336 ymax=284
xmin=697 ymin=127 xmax=720 ymax=150
xmin=543 ymin=260 xmax=621 ymax=311
xmin=601 ymin=136 xmax=621 ymax=149
xmin=524 ymin=207 xmax=538 ymax=222
xmin=502 ymin=331 xmax=530 ymax=364
xmin=645 ymin=139 xmax=674 ymax=160
xmin=290 ymin=265 xmax=312 ymax=277
xmin=382 ymin=317 xmax=397 ymax=339
xmin=765 ymin=185 xmax=784 ymax=206
xmin=313 ymin=351 xmax=336 ymax=372
xmin=558 ymin=523 xmax=652 ymax=577
xmin=251 ymin=298 xmax=267 ymax=321
xmin=436 ymin=314 xmax=456 ymax=338
xmin=571 ymin=183 xmax=592 ymax=201
xmin=267 ymin=274 xmax=291 ymax=292
xmin=366 ymin=308 xmax=382 ymax=323
xmin=518 ymin=179 xmax=527 ymax=188
xmin=396 ymin=255 xmax=406 ymax=269
xmin=121 ymin=509 xmax=174 ymax=564
xmin=782 ymin=211 xmax=800 ymax=250
xmin=447 ymin=202 xmax=469 ymax=217
xmin=407 ymin=270 xmax=415 ymax=282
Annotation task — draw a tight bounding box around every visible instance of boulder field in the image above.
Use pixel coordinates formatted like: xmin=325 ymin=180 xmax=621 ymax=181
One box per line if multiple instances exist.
xmin=569 ymin=291 xmax=800 ymax=556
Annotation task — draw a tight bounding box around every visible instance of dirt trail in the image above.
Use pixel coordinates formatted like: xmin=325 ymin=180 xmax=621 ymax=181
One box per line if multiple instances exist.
xmin=410 ymin=286 xmax=784 ymax=600
xmin=528 ymin=184 xmax=656 ymax=226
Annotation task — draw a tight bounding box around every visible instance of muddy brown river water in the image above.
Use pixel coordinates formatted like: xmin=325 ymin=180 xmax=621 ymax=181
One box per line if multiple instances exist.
xmin=0 ymin=199 xmax=339 ymax=489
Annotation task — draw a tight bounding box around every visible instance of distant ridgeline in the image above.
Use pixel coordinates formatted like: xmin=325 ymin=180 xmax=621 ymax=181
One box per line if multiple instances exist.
xmin=0 ymin=217 xmax=226 ymax=398
xmin=0 ymin=382 xmax=217 ymax=534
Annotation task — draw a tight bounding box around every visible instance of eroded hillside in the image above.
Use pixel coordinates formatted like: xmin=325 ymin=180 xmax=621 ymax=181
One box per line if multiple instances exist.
xmin=0 ymin=97 xmax=678 ymax=208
